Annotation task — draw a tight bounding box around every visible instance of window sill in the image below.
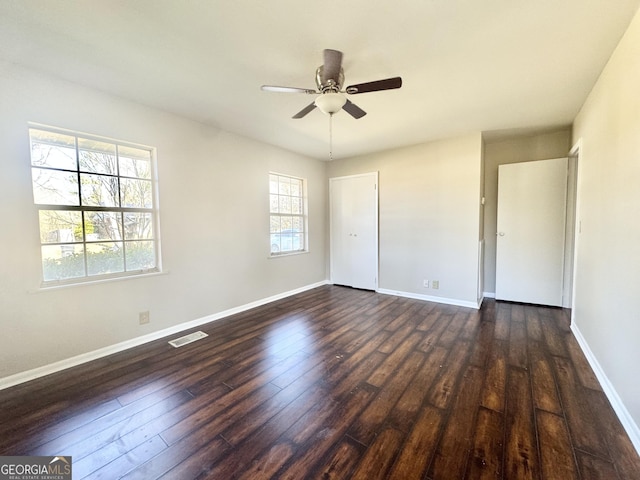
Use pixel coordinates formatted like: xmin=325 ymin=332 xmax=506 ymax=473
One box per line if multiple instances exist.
xmin=31 ymin=269 xmax=168 ymax=293
xmin=268 ymin=250 xmax=309 ymax=259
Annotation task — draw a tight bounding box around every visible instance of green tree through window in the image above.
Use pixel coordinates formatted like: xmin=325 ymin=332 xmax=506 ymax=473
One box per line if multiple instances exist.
xmin=29 ymin=127 xmax=160 ymax=284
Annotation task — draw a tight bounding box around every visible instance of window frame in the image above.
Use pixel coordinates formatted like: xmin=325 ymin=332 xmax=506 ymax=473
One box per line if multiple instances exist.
xmin=28 ymin=124 xmax=162 ymax=286
xmin=269 ymin=172 xmax=308 ymax=257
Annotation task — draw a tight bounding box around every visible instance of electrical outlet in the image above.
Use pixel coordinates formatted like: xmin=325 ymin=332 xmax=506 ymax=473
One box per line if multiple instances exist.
xmin=432 ymin=280 xmax=439 ymax=290
xmin=139 ymin=311 xmax=150 ymax=325
xmin=423 ymin=280 xmax=429 ymax=288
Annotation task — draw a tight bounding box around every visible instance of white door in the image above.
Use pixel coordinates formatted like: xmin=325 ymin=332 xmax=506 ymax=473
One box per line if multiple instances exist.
xmin=330 ymin=173 xmax=378 ymax=290
xmin=495 ymin=158 xmax=568 ymax=306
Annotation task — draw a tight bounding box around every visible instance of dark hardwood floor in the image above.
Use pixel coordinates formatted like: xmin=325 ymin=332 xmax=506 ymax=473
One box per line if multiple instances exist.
xmin=1 ymin=285 xmax=639 ymax=479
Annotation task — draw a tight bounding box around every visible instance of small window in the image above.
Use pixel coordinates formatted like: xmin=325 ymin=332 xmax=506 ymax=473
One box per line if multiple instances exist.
xmin=269 ymin=173 xmax=307 ymax=255
xmin=29 ymin=126 xmax=160 ymax=285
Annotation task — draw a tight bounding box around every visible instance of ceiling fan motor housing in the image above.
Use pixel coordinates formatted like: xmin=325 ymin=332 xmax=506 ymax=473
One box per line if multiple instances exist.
xmin=316 ymin=66 xmax=344 ymax=92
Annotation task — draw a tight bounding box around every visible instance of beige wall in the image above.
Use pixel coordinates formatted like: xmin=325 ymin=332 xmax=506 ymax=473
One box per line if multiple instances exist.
xmin=0 ymin=61 xmax=327 ymax=379
xmin=482 ymin=129 xmax=572 ymax=294
xmin=572 ymin=7 xmax=640 ymax=435
xmin=328 ymin=133 xmax=483 ymax=307
xmin=3 ymin=9 xmax=639 ymax=446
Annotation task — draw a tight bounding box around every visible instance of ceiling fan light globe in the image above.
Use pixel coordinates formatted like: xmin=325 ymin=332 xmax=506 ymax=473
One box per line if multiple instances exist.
xmin=315 ymin=93 xmax=347 ymax=115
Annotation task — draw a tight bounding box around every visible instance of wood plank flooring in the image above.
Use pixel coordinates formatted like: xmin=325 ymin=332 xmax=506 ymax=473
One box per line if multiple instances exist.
xmin=1 ymin=285 xmax=639 ymax=479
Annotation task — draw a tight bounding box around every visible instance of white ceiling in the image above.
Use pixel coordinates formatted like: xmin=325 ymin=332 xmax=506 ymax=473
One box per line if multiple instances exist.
xmin=1 ymin=0 xmax=639 ymax=160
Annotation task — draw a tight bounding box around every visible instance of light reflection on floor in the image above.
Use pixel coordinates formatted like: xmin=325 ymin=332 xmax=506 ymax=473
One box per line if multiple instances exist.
xmin=264 ymin=314 xmax=315 ymax=360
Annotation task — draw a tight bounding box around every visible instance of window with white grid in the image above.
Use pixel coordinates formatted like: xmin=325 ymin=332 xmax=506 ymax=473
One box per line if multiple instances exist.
xmin=269 ymin=173 xmax=307 ymax=255
xmin=29 ymin=126 xmax=160 ymax=285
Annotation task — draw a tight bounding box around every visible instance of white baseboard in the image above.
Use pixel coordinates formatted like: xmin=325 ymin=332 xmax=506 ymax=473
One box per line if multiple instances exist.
xmin=483 ymin=291 xmax=496 ymax=299
xmin=0 ymin=280 xmax=329 ymax=391
xmin=571 ymin=323 xmax=640 ymax=456
xmin=377 ymin=288 xmax=481 ymax=309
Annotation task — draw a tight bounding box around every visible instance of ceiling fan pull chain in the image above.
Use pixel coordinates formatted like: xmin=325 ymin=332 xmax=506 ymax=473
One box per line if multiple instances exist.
xmin=329 ymin=113 xmax=334 ymax=161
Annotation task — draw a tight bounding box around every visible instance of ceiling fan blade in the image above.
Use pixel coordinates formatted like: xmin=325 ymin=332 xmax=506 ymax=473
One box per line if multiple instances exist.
xmin=345 ymin=76 xmax=402 ymax=94
xmin=261 ymin=85 xmax=317 ymax=94
xmin=322 ymin=49 xmax=343 ymax=83
xmin=292 ymin=102 xmax=317 ymax=119
xmin=342 ymin=100 xmax=367 ymax=119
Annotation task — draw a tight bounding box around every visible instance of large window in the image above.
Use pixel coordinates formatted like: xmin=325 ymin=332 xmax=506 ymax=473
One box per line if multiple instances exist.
xmin=29 ymin=126 xmax=160 ymax=284
xmin=269 ymin=173 xmax=307 ymax=255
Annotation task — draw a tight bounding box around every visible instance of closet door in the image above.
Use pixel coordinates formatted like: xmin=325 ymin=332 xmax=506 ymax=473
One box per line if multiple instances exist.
xmin=330 ymin=173 xmax=378 ymax=290
xmin=495 ymin=158 xmax=568 ymax=306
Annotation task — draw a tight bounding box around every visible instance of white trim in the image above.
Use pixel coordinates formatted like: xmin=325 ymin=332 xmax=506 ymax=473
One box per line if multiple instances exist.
xmin=571 ymin=322 xmax=640 ymax=455
xmin=477 ymin=295 xmax=485 ymax=308
xmin=568 ymin=137 xmax=583 ymax=315
xmin=377 ymin=288 xmax=481 ymax=309
xmin=569 ymin=137 xmax=583 ymax=157
xmin=483 ymin=291 xmax=496 ymax=299
xmin=0 ymin=280 xmax=329 ymax=391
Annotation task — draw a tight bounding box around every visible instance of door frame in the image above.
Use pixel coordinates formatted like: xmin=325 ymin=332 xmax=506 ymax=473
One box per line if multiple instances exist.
xmin=566 ymin=139 xmax=582 ymax=312
xmin=329 ymin=172 xmax=379 ymax=290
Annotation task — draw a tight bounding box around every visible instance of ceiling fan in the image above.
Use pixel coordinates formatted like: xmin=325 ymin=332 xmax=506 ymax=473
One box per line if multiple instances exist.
xmin=261 ymin=49 xmax=402 ymax=119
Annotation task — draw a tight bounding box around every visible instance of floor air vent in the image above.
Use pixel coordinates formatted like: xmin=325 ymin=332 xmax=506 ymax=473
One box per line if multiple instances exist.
xmin=168 ymin=331 xmax=208 ymax=348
